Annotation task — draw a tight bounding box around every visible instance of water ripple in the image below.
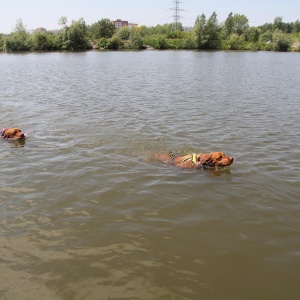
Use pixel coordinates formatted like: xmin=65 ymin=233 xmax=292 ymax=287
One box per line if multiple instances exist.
xmin=1 ymin=51 xmax=300 ymax=299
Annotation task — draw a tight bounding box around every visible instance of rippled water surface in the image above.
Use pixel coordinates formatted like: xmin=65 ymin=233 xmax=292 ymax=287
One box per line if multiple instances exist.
xmin=1 ymin=51 xmax=300 ymax=300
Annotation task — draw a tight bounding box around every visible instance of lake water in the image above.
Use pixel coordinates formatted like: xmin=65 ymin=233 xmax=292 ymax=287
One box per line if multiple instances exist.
xmin=0 ymin=50 xmax=300 ymax=300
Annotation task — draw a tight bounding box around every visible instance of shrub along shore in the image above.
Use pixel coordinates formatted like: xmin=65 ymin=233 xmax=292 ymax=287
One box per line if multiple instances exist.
xmin=1 ymin=13 xmax=300 ymax=52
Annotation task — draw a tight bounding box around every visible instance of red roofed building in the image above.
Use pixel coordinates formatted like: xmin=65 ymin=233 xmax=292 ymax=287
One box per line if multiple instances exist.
xmin=112 ymin=19 xmax=138 ymax=29
xmin=112 ymin=19 xmax=128 ymax=29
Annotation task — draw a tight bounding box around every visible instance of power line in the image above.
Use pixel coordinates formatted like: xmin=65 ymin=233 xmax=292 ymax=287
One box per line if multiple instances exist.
xmin=170 ymin=0 xmax=184 ymax=30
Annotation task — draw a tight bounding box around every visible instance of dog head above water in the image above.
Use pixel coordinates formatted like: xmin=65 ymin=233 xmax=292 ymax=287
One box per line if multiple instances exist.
xmin=1 ymin=128 xmax=26 ymax=140
xmin=197 ymin=152 xmax=234 ymax=168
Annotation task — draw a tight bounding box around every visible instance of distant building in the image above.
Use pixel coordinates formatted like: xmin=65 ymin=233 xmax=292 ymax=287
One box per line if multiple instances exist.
xmin=112 ymin=19 xmax=128 ymax=29
xmin=35 ymin=27 xmax=47 ymax=33
xmin=183 ymin=27 xmax=193 ymax=32
xmin=27 ymin=27 xmax=47 ymax=34
xmin=112 ymin=19 xmax=138 ymax=29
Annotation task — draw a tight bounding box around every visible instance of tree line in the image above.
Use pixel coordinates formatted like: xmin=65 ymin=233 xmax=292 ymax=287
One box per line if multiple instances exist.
xmin=1 ymin=13 xmax=300 ymax=52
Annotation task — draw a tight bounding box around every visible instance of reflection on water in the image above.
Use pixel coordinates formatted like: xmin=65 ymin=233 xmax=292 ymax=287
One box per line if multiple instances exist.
xmin=4 ymin=139 xmax=27 ymax=147
xmin=0 ymin=51 xmax=300 ymax=300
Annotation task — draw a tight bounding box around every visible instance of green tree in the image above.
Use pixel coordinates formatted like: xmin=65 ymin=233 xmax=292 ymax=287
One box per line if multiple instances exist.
xmin=106 ymin=36 xmax=123 ymax=49
xmin=148 ymin=23 xmax=175 ymax=36
xmin=59 ymin=16 xmax=68 ymax=27
xmin=3 ymin=19 xmax=30 ymax=51
xmin=292 ymin=20 xmax=300 ymax=33
xmin=224 ymin=12 xmax=234 ymax=38
xmin=97 ymin=35 xmax=123 ymax=49
xmin=67 ymin=18 xmax=91 ymax=50
xmin=116 ymin=26 xmax=131 ymax=40
xmin=194 ymin=13 xmax=207 ymax=48
xmin=183 ymin=31 xmax=197 ymax=49
xmin=58 ymin=16 xmax=68 ymax=45
xmin=139 ymin=25 xmax=149 ymax=37
xmin=89 ymin=18 xmax=116 ymax=39
xmin=245 ymin=26 xmax=261 ymax=42
xmin=142 ymin=34 xmax=169 ymax=49
xmin=47 ymin=32 xmax=63 ymax=50
xmin=258 ymin=22 xmax=273 ymax=34
xmin=32 ymin=31 xmax=49 ymax=50
xmin=194 ymin=12 xmax=220 ymax=49
xmin=227 ymin=33 xmax=245 ymax=50
xmin=259 ymin=29 xmax=272 ymax=43
xmin=167 ymin=28 xmax=184 ymax=39
xmin=0 ymin=35 xmax=4 ymax=51
xmin=98 ymin=37 xmax=108 ymax=49
xmin=232 ymin=14 xmax=249 ymax=35
xmin=272 ymin=29 xmax=291 ymax=51
xmin=205 ymin=11 xmax=220 ymax=48
xmin=171 ymin=22 xmax=184 ymax=32
xmin=155 ymin=35 xmax=169 ymax=49
xmin=128 ymin=31 xmax=143 ymax=49
xmin=273 ymin=16 xmax=284 ymax=31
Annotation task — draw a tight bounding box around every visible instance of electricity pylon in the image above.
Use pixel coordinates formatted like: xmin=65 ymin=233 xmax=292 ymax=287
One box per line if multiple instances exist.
xmin=170 ymin=0 xmax=184 ymax=31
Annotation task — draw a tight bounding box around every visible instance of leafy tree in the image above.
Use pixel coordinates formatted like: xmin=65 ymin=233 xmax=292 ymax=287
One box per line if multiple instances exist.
xmin=171 ymin=22 xmax=184 ymax=32
xmin=139 ymin=25 xmax=149 ymax=37
xmin=57 ymin=16 xmax=68 ymax=44
xmin=0 ymin=35 xmax=4 ymax=51
xmin=183 ymin=32 xmax=197 ymax=49
xmin=97 ymin=36 xmax=123 ymax=49
xmin=227 ymin=33 xmax=245 ymax=50
xmin=292 ymin=20 xmax=300 ymax=33
xmin=89 ymin=18 xmax=116 ymax=39
xmin=106 ymin=36 xmax=123 ymax=49
xmin=205 ymin=11 xmax=220 ymax=48
xmin=3 ymin=19 xmax=30 ymax=51
xmin=155 ymin=35 xmax=169 ymax=49
xmin=128 ymin=31 xmax=143 ymax=49
xmin=46 ymin=32 xmax=63 ymax=50
xmin=167 ymin=29 xmax=184 ymax=39
xmin=258 ymin=22 xmax=273 ymax=35
xmin=194 ymin=13 xmax=208 ymax=48
xmin=194 ymin=12 xmax=220 ymax=49
xmin=14 ymin=19 xmax=28 ymax=40
xmin=32 ymin=32 xmax=49 ymax=50
xmin=114 ymin=26 xmax=144 ymax=49
xmin=259 ymin=30 xmax=272 ymax=43
xmin=148 ymin=23 xmax=174 ymax=36
xmin=66 ymin=18 xmax=91 ymax=50
xmin=142 ymin=34 xmax=169 ymax=49
xmin=150 ymin=24 xmax=165 ymax=35
xmin=272 ymin=29 xmax=291 ymax=51
xmin=232 ymin=14 xmax=249 ymax=35
xmin=245 ymin=27 xmax=261 ymax=42
xmin=59 ymin=16 xmax=68 ymax=28
xmin=272 ymin=16 xmax=292 ymax=33
xmin=98 ymin=37 xmax=108 ymax=49
xmin=273 ymin=16 xmax=284 ymax=32
xmin=224 ymin=12 xmax=234 ymax=38
xmin=116 ymin=26 xmax=131 ymax=40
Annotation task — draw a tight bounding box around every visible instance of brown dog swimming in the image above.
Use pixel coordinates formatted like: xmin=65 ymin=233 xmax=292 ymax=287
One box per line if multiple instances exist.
xmin=155 ymin=151 xmax=233 ymax=169
xmin=0 ymin=128 xmax=26 ymax=140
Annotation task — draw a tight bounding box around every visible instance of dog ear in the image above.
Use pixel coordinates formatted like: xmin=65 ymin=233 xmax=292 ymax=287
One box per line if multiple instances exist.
xmin=198 ymin=153 xmax=212 ymax=166
xmin=3 ymin=130 xmax=11 ymax=138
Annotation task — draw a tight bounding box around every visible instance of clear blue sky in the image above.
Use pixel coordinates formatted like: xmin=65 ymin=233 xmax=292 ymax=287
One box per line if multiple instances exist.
xmin=1 ymin=0 xmax=299 ymax=33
